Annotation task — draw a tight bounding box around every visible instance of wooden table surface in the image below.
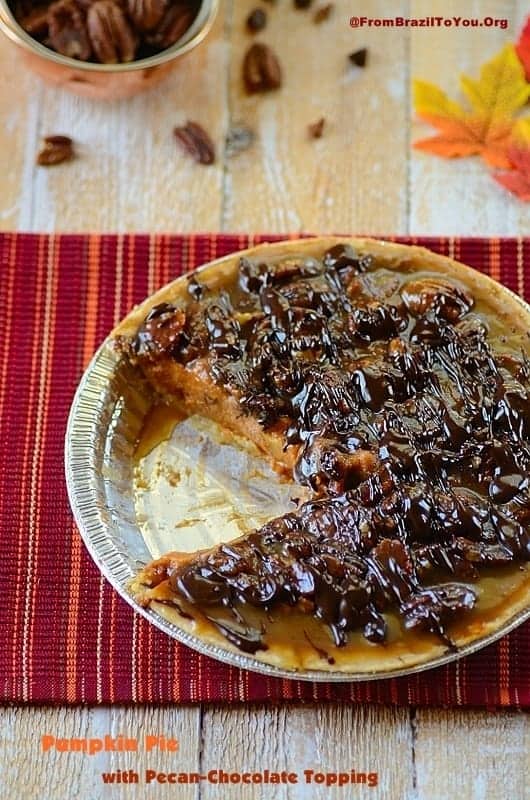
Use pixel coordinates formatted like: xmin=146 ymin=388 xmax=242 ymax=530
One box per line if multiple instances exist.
xmin=1 ymin=1 xmax=529 ymax=798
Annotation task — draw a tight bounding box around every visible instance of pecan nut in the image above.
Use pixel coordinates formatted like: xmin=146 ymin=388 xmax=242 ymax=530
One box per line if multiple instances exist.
xmin=48 ymin=0 xmax=92 ymax=61
xmin=87 ymin=0 xmax=138 ymax=64
xmin=174 ymin=121 xmax=215 ymax=165
xmin=146 ymin=2 xmax=195 ymax=49
xmin=16 ymin=5 xmax=50 ymax=39
xmin=37 ymin=135 xmax=75 ymax=166
xmin=126 ymin=0 xmax=169 ymax=33
xmin=401 ymin=279 xmax=474 ymax=321
xmin=242 ymin=43 xmax=282 ymax=94
xmin=313 ymin=3 xmax=333 ymax=23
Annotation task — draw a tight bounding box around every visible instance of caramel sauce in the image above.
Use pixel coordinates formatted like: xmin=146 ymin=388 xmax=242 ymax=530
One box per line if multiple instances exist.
xmin=134 ymin=404 xmax=186 ymax=461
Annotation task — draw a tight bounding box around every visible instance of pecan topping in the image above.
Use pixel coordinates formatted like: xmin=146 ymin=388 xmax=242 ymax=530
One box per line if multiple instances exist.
xmin=400 ymin=278 xmax=473 ymax=321
xmin=48 ymin=0 xmax=92 ymax=60
xmin=126 ymin=0 xmax=168 ymax=32
xmin=87 ymin=0 xmax=138 ymax=63
xmin=36 ymin=135 xmax=75 ymax=166
xmin=174 ymin=121 xmax=216 ymax=165
xmin=242 ymin=43 xmax=282 ymax=94
xmin=130 ymin=244 xmax=530 ymax=653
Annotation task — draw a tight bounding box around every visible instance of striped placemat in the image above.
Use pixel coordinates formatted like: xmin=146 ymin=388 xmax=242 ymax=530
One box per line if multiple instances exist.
xmin=0 ymin=233 xmax=528 ymax=707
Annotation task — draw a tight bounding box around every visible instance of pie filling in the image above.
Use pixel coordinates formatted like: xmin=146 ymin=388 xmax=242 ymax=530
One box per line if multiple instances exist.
xmin=121 ymin=243 xmax=530 ymax=657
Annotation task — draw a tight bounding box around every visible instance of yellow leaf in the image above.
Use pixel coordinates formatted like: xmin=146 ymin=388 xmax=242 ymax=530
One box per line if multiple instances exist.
xmin=459 ymin=44 xmax=530 ymax=120
xmin=512 ymin=117 xmax=530 ymax=144
xmin=413 ymin=81 xmax=466 ymax=119
xmin=413 ymin=44 xmax=530 ymax=169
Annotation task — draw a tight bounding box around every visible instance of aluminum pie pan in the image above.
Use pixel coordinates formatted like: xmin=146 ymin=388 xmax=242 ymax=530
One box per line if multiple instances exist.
xmin=65 ymin=238 xmax=530 ymax=683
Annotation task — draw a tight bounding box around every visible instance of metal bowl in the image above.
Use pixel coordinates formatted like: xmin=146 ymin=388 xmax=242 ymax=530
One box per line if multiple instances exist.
xmin=0 ymin=0 xmax=218 ymax=99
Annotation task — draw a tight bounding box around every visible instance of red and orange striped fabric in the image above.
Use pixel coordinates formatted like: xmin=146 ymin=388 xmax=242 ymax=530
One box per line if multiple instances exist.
xmin=1 ymin=233 xmax=529 ymax=707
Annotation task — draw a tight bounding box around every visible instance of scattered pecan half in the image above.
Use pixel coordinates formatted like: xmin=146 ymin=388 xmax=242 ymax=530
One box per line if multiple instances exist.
xmin=87 ymin=0 xmax=138 ymax=64
xmin=48 ymin=0 xmax=92 ymax=60
xmin=36 ymin=135 xmax=75 ymax=166
xmin=174 ymin=121 xmax=216 ymax=165
xmin=242 ymin=43 xmax=282 ymax=94
xmin=126 ymin=0 xmax=169 ymax=33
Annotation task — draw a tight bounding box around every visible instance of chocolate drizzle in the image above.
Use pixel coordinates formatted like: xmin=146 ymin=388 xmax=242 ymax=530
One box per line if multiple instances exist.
xmin=130 ymin=244 xmax=530 ymax=655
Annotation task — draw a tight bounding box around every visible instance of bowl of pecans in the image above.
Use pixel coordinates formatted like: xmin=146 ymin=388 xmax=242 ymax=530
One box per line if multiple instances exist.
xmin=0 ymin=0 xmax=218 ymax=99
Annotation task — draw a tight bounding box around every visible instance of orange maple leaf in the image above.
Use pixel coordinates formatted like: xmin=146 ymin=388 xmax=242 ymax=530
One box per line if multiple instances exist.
xmin=493 ymin=145 xmax=530 ymax=201
xmin=516 ymin=15 xmax=530 ymax=81
xmin=413 ymin=45 xmax=530 ymax=169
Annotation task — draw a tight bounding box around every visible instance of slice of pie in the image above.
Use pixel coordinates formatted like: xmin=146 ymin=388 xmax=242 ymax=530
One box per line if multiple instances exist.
xmin=116 ymin=237 xmax=530 ymax=673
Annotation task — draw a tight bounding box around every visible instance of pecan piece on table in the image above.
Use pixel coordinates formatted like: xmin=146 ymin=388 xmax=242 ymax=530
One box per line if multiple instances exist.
xmin=174 ymin=121 xmax=216 ymax=165
xmin=313 ymin=3 xmax=333 ymax=23
xmin=242 ymin=43 xmax=282 ymax=94
xmin=126 ymin=0 xmax=169 ymax=33
xmin=87 ymin=0 xmax=138 ymax=63
xmin=48 ymin=0 xmax=92 ymax=60
xmin=246 ymin=8 xmax=267 ymax=33
xmin=308 ymin=117 xmax=325 ymax=138
xmin=146 ymin=2 xmax=195 ymax=49
xmin=36 ymin=135 xmax=75 ymax=166
xmin=225 ymin=124 xmax=255 ymax=158
xmin=349 ymin=48 xmax=368 ymax=67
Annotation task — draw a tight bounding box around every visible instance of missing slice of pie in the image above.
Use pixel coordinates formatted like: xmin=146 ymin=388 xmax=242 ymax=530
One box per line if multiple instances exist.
xmin=116 ymin=238 xmax=530 ymax=674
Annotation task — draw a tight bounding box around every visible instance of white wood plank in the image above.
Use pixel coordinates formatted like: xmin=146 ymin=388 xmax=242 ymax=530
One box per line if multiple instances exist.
xmin=414 ymin=709 xmax=530 ymax=800
xmin=1 ymin=7 xmax=229 ymax=232
xmin=0 ymin=705 xmax=201 ymax=800
xmin=225 ymin=0 xmax=409 ymax=233
xmin=410 ymin=0 xmax=530 ymax=236
xmin=0 ymin=38 xmax=42 ymax=229
xmin=200 ymin=704 xmax=414 ymax=800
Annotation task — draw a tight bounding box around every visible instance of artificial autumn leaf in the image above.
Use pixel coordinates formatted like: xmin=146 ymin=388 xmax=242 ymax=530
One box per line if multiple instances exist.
xmin=514 ymin=117 xmax=530 ymax=144
xmin=413 ymin=44 xmax=530 ymax=169
xmin=516 ymin=15 xmax=530 ymax=81
xmin=493 ymin=144 xmax=530 ymax=201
